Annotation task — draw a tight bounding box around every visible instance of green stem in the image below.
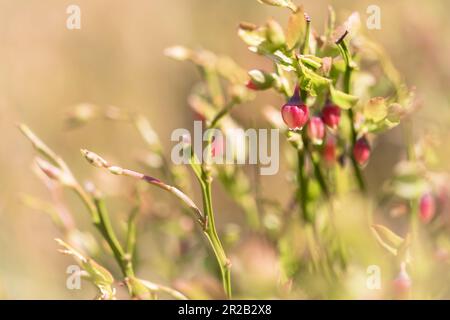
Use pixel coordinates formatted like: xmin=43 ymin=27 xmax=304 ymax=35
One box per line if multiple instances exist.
xmin=300 ymin=14 xmax=311 ymax=55
xmin=198 ymin=111 xmax=233 ymax=299
xmin=347 ymin=110 xmax=366 ymax=192
xmin=73 ymin=182 xmax=143 ymax=297
xmin=93 ymin=196 xmax=134 ymax=278
xmin=201 ymin=180 xmax=232 ymax=298
xmin=338 ymin=39 xmax=366 ymax=193
xmin=126 ymin=205 xmax=139 ymax=258
xmin=307 ymin=148 xmax=330 ymax=199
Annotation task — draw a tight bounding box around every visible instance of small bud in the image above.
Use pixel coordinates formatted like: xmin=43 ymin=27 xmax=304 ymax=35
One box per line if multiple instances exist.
xmin=323 ymin=138 xmax=337 ymax=166
xmin=35 ymin=158 xmax=74 ymax=185
xmin=108 ymin=166 xmax=123 ymax=175
xmin=393 ymin=263 xmax=411 ymax=299
xmin=247 ymin=69 xmax=276 ymax=90
xmin=321 ymin=103 xmax=341 ymax=130
xmin=35 ymin=158 xmax=63 ymax=180
xmin=419 ymin=193 xmax=436 ymax=224
xmin=353 ymin=137 xmax=371 ymax=166
xmin=266 ymin=18 xmax=285 ymax=48
xmin=281 ymin=88 xmax=309 ymax=130
xmin=307 ymin=116 xmax=325 ymax=145
xmin=81 ymin=149 xmax=108 ymax=168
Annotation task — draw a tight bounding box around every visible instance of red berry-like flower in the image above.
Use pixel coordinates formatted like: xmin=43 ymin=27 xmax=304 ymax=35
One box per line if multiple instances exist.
xmin=307 ymin=116 xmax=325 ymax=145
xmin=419 ymin=193 xmax=436 ymax=224
xmin=353 ymin=137 xmax=371 ymax=166
xmin=321 ymin=104 xmax=341 ymax=130
xmin=281 ymin=88 xmax=309 ymax=130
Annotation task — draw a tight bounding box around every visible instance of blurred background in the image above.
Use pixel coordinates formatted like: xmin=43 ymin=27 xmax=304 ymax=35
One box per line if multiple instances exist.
xmin=0 ymin=0 xmax=449 ymax=299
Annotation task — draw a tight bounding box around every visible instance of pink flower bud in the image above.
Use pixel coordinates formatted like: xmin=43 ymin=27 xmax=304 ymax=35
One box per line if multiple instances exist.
xmin=307 ymin=116 xmax=325 ymax=145
xmin=393 ymin=263 xmax=411 ymax=299
xmin=419 ymin=193 xmax=436 ymax=224
xmin=353 ymin=137 xmax=371 ymax=166
xmin=323 ymin=138 xmax=337 ymax=166
xmin=36 ymin=158 xmax=63 ymax=181
xmin=321 ymin=104 xmax=341 ymax=130
xmin=281 ymin=88 xmax=309 ymax=130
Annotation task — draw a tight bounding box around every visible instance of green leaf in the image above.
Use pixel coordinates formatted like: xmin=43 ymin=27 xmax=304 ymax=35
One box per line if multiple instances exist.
xmin=238 ymin=22 xmax=266 ymax=47
xmin=371 ymin=224 xmax=404 ymax=256
xmin=56 ymin=239 xmax=116 ymax=299
xmin=257 ymin=0 xmax=297 ymax=12
xmin=286 ymin=6 xmax=306 ymax=49
xmin=329 ymin=85 xmax=359 ymax=109
xmin=272 ymin=50 xmax=294 ymax=66
xmin=364 ymin=97 xmax=388 ymax=121
xmin=299 ymin=55 xmax=322 ymax=69
xmin=266 ymin=18 xmax=286 ymax=49
xmin=297 ymin=60 xmax=331 ymax=96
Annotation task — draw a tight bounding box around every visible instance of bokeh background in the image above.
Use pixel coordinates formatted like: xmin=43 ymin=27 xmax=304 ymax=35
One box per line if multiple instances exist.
xmin=0 ymin=0 xmax=449 ymax=299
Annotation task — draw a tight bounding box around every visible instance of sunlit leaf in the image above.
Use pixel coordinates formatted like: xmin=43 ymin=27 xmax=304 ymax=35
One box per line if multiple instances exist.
xmin=56 ymin=239 xmax=116 ymax=299
xmin=266 ymin=18 xmax=286 ymax=49
xmin=286 ymin=6 xmax=306 ymax=50
xmin=297 ymin=60 xmax=331 ymax=96
xmin=364 ymin=97 xmax=388 ymax=121
xmin=257 ymin=0 xmax=297 ymax=12
xmin=371 ymin=224 xmax=404 ymax=256
xmin=238 ymin=22 xmax=266 ymax=47
xmin=329 ymin=85 xmax=359 ymax=109
xmin=299 ymin=55 xmax=322 ymax=69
